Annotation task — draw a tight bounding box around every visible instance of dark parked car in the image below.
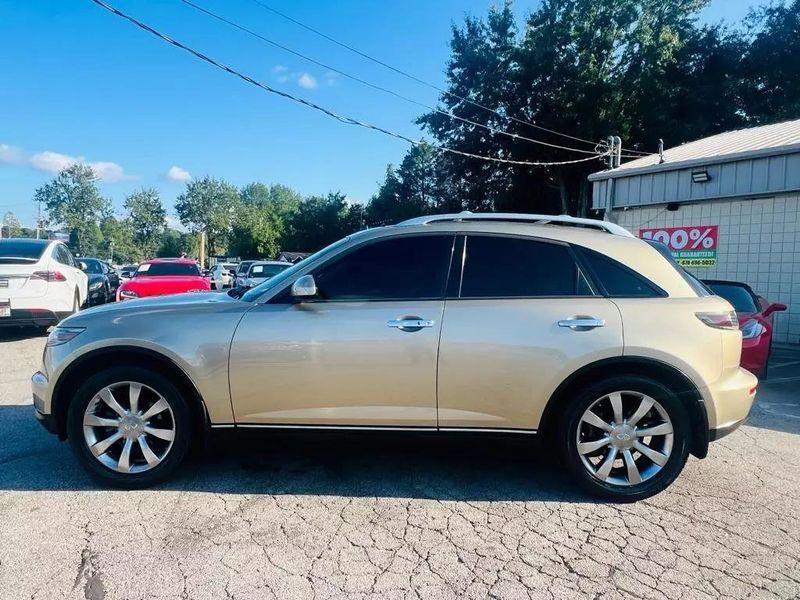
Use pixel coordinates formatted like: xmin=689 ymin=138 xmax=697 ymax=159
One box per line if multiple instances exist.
xmin=78 ymin=258 xmax=119 ymax=306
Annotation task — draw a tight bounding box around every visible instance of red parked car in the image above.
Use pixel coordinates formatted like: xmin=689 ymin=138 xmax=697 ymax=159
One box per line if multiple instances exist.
xmin=116 ymin=258 xmax=211 ymax=301
xmin=704 ymin=279 xmax=787 ymax=378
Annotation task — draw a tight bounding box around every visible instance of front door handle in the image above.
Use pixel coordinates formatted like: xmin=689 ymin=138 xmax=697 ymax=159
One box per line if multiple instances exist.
xmin=557 ymin=316 xmax=605 ymax=331
xmin=388 ymin=317 xmax=435 ymax=332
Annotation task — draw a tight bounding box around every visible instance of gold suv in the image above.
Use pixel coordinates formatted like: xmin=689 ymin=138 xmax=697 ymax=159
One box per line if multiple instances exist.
xmin=32 ymin=213 xmax=757 ymax=501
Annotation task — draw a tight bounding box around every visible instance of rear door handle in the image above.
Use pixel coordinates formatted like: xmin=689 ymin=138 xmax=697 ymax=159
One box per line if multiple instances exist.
xmin=388 ymin=317 xmax=435 ymax=332
xmin=557 ymin=317 xmax=605 ymax=331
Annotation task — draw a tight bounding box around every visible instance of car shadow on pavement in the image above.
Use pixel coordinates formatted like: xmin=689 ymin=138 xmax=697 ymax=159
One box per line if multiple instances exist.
xmin=0 ymin=404 xmax=590 ymax=502
xmin=0 ymin=327 xmax=48 ymax=343
xmin=746 ymin=345 xmax=800 ymax=435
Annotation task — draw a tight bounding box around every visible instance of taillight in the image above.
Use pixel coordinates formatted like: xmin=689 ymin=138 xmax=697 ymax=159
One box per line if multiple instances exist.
xmin=696 ymin=310 xmax=739 ymax=330
xmin=31 ymin=271 xmax=67 ymax=282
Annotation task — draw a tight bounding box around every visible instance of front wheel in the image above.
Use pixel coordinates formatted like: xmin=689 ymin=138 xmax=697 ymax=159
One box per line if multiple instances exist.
xmin=560 ymin=376 xmax=690 ymax=502
xmin=67 ymin=366 xmax=192 ymax=488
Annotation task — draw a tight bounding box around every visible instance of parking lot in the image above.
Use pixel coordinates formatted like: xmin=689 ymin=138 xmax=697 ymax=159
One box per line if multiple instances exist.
xmin=1 ymin=332 xmax=798 ymax=600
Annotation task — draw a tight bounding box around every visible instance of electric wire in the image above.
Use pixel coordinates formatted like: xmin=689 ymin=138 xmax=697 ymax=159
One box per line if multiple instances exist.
xmin=244 ymin=0 xmax=608 ymax=149
xmin=178 ymin=0 xmax=602 ymax=155
xmin=88 ymin=0 xmax=610 ymax=168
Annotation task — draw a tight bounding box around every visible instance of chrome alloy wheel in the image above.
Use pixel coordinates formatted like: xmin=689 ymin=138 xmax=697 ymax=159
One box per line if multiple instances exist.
xmin=576 ymin=391 xmax=674 ymax=486
xmin=82 ymin=381 xmax=175 ymax=474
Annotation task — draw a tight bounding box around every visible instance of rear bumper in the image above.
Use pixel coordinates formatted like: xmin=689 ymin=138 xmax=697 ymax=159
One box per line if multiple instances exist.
xmin=0 ymin=308 xmax=61 ymax=328
xmin=709 ymin=417 xmax=746 ymax=441
xmin=703 ymin=366 xmax=758 ymax=438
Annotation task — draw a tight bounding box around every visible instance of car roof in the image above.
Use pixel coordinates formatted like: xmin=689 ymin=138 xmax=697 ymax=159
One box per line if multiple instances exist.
xmin=251 ymin=260 xmax=290 ymax=266
xmin=143 ymin=258 xmax=197 ymax=264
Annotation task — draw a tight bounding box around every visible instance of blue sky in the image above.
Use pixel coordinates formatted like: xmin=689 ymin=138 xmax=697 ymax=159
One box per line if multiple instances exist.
xmin=0 ymin=0 xmax=769 ymax=229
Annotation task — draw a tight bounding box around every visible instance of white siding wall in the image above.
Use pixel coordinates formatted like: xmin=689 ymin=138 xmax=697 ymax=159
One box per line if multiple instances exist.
xmin=613 ymin=193 xmax=800 ymax=344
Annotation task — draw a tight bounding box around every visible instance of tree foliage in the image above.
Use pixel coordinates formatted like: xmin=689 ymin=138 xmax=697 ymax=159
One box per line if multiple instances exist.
xmin=2 ymin=212 xmax=22 ymax=238
xmin=363 ymin=0 xmax=800 ymax=217
xmin=175 ymin=176 xmax=240 ymax=258
xmin=125 ymin=188 xmax=166 ymax=260
xmin=33 ymin=164 xmax=110 ymax=254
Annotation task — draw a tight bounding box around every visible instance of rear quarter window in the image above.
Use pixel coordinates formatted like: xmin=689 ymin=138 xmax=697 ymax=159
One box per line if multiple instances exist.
xmin=575 ymin=246 xmax=665 ymax=298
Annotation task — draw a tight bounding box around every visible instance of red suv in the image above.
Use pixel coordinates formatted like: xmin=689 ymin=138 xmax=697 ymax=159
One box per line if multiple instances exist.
xmin=704 ymin=279 xmax=787 ymax=378
xmin=116 ymin=258 xmax=210 ymax=301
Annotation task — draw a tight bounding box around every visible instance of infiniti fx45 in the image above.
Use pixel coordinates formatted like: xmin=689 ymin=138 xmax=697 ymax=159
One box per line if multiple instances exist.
xmin=32 ymin=213 xmax=757 ymax=501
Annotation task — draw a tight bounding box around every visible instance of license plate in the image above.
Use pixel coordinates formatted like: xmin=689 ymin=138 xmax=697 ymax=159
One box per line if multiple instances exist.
xmin=0 ymin=300 xmax=9 ymax=318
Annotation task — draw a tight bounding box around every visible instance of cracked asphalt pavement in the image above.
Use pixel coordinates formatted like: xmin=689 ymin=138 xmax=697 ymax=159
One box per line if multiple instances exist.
xmin=1 ymin=331 xmax=799 ymax=600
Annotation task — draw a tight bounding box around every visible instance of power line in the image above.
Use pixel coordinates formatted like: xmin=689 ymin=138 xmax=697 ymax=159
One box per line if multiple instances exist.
xmin=177 ymin=0 xmax=601 ymax=156
xmin=245 ymin=0 xmax=606 ymax=149
xmin=88 ymin=0 xmax=609 ymax=168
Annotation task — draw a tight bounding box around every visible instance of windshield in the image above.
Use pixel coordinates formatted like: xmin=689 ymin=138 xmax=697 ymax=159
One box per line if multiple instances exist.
xmin=239 ymin=234 xmax=357 ymax=302
xmin=249 ymin=263 xmax=290 ymax=277
xmin=80 ymin=259 xmax=104 ymax=274
xmin=136 ymin=262 xmax=200 ymax=277
xmin=0 ymin=239 xmax=49 ymax=263
xmin=705 ymin=282 xmax=758 ymax=313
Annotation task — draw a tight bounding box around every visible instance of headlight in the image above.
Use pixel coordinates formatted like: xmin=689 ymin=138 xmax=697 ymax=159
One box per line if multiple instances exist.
xmin=741 ymin=319 xmax=766 ymax=339
xmin=119 ymin=289 xmax=139 ymax=299
xmin=89 ymin=280 xmax=104 ymax=291
xmin=47 ymin=327 xmax=85 ymax=347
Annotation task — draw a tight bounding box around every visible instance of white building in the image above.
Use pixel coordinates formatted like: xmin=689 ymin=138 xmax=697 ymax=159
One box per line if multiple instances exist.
xmin=590 ymin=119 xmax=800 ymax=345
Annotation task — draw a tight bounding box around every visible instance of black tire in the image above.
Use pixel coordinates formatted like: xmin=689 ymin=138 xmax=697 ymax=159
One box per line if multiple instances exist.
xmin=559 ymin=375 xmax=691 ymax=502
xmin=66 ymin=366 xmax=192 ymax=488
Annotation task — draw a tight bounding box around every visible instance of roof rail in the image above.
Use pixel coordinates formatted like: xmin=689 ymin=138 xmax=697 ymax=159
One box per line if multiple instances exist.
xmin=398 ymin=212 xmax=635 ymax=237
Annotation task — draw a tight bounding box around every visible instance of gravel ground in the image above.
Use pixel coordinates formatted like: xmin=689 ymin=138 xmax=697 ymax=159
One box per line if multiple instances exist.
xmin=0 ymin=331 xmax=798 ymax=600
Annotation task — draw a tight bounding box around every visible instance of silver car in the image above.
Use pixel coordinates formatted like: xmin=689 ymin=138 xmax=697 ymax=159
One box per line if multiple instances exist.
xmin=241 ymin=261 xmax=291 ymax=289
xmin=31 ymin=213 xmax=756 ymax=500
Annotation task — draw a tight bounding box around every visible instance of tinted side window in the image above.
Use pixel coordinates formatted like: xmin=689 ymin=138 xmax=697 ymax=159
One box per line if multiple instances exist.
xmin=460 ymin=236 xmax=591 ymax=298
xmin=314 ymin=235 xmax=454 ymax=301
xmin=578 ymin=247 xmax=662 ymax=297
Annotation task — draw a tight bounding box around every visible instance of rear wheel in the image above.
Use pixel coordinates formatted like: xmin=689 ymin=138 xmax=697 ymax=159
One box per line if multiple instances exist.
xmin=560 ymin=376 xmax=690 ymax=502
xmin=67 ymin=366 xmax=192 ymax=488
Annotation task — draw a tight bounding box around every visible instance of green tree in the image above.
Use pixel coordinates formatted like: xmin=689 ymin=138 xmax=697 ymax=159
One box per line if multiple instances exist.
xmin=124 ymin=188 xmax=166 ymax=259
xmin=283 ymin=192 xmax=359 ymax=252
xmin=175 ymin=176 xmax=239 ymax=259
xmin=2 ymin=212 xmax=22 ymax=238
xmin=366 ymin=143 xmax=450 ymax=226
xmin=156 ymin=229 xmax=197 ymax=258
xmin=741 ymin=0 xmax=800 ymax=123
xmin=100 ymin=216 xmax=136 ymax=263
xmin=33 ymin=164 xmax=110 ymax=253
xmin=228 ymin=201 xmax=282 ymax=259
xmin=415 ymin=0 xmax=759 ymax=216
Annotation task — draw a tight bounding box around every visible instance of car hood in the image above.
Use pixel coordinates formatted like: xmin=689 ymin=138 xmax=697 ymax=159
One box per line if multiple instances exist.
xmin=64 ymin=291 xmax=238 ymax=325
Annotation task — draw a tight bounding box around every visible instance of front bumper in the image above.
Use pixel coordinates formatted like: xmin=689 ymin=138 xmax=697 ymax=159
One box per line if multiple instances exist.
xmin=704 ymin=366 xmax=758 ymax=440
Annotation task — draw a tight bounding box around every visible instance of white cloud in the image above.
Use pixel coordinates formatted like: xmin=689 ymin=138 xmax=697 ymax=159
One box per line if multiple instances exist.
xmin=297 ymin=73 xmax=318 ymax=89
xmin=0 ymin=144 xmax=24 ymax=165
xmin=28 ymin=150 xmax=131 ymax=182
xmin=166 ymin=165 xmax=192 ymax=182
xmin=272 ymin=65 xmax=288 ymax=73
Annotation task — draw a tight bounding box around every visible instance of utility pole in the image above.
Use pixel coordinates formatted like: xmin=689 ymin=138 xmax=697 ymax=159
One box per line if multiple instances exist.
xmin=199 ymin=231 xmax=206 ymax=267
xmin=36 ymin=199 xmax=42 ymax=239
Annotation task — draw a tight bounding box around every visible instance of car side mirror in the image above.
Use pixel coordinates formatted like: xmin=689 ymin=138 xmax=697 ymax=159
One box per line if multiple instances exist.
xmin=78 ymin=262 xmax=87 ymax=272
xmin=763 ymin=302 xmax=787 ymax=318
xmin=291 ymin=274 xmax=317 ymax=299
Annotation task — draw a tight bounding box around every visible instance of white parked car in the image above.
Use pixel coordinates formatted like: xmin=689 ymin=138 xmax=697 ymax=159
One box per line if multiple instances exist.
xmin=240 ymin=261 xmax=291 ymax=289
xmin=209 ymin=263 xmax=237 ymax=290
xmin=0 ymin=239 xmax=88 ymax=331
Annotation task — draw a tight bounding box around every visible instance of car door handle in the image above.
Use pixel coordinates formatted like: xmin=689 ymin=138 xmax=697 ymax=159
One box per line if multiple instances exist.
xmin=557 ymin=317 xmax=605 ymax=331
xmin=387 ymin=317 xmax=435 ymax=332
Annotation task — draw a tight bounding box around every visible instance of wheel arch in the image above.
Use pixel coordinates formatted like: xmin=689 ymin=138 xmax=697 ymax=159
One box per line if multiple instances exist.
xmin=51 ymin=346 xmax=209 ymax=447
xmin=539 ymin=356 xmax=710 ymax=459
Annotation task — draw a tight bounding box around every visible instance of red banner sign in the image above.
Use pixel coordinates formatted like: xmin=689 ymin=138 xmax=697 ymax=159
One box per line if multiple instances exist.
xmin=639 ymin=225 xmax=718 ymax=267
